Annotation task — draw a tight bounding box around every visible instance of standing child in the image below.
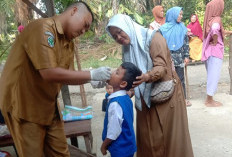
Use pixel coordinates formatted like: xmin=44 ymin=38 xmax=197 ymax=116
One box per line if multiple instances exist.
xmin=101 ymin=62 xmax=142 ymax=157
xmin=202 ymin=0 xmax=232 ymax=107
xmin=102 ymin=84 xmax=113 ymax=112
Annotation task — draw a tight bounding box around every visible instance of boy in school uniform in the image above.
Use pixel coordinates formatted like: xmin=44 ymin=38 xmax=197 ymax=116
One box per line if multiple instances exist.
xmin=101 ymin=62 xmax=142 ymax=157
xmin=102 ymin=84 xmax=113 ymax=112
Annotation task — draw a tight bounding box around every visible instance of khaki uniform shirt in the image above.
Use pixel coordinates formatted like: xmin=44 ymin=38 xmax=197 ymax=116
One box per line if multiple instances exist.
xmin=0 ymin=17 xmax=74 ymax=125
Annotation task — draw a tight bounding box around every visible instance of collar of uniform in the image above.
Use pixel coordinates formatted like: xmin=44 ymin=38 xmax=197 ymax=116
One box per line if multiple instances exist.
xmin=108 ymin=90 xmax=127 ymax=100
xmin=53 ymin=16 xmax=64 ymax=35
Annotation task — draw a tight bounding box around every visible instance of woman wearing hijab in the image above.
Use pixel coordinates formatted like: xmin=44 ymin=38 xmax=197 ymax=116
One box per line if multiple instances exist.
xmin=202 ymin=0 xmax=232 ymax=107
xmin=149 ymin=5 xmax=165 ymax=30
xmin=159 ymin=7 xmax=191 ymax=106
xmin=106 ymin=14 xmax=194 ymax=157
xmin=187 ymin=14 xmax=203 ymax=62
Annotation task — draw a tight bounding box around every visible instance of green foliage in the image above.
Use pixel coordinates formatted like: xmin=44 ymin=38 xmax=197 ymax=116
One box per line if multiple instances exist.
xmin=79 ymin=30 xmax=95 ymax=41
xmin=81 ymin=56 xmax=122 ymax=69
xmin=97 ymin=33 xmax=114 ymax=44
xmin=54 ymin=0 xmax=74 ymax=13
xmin=0 ymin=0 xmax=17 ymax=63
xmin=106 ymin=4 xmax=145 ymax=25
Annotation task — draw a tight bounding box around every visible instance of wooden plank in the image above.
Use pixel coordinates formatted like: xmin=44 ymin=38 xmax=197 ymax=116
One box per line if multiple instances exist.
xmin=68 ymin=145 xmax=96 ymax=157
xmin=74 ymin=39 xmax=87 ymax=107
xmin=64 ymin=120 xmax=91 ymax=138
xmin=229 ymin=35 xmax=232 ymax=94
xmin=185 ymin=65 xmax=190 ymax=99
xmin=0 ymin=137 xmax=14 ymax=147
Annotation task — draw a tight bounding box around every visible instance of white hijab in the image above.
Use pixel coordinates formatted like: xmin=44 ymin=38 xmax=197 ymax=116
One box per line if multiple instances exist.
xmin=106 ymin=14 xmax=154 ymax=110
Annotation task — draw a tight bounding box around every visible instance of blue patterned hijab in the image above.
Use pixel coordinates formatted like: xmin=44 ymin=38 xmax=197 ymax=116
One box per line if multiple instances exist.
xmin=159 ymin=7 xmax=187 ymax=51
xmin=106 ymin=14 xmax=154 ymax=111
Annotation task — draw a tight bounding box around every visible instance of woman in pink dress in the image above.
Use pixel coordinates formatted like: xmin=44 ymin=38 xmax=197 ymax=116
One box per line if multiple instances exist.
xmin=202 ymin=0 xmax=232 ymax=107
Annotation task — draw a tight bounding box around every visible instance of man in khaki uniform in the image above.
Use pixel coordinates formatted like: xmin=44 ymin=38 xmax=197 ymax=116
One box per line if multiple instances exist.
xmin=0 ymin=2 xmax=111 ymax=157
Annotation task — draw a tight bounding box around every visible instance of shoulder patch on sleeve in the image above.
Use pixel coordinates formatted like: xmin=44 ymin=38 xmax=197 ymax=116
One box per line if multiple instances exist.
xmin=45 ymin=31 xmax=55 ymax=47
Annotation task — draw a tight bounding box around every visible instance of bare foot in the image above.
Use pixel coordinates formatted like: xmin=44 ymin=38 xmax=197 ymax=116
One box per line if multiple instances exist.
xmin=186 ymin=100 xmax=192 ymax=107
xmin=205 ymin=100 xmax=223 ymax=107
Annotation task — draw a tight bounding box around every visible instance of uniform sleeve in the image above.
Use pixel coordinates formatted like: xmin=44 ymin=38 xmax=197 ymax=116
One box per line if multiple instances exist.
xmin=24 ymin=21 xmax=58 ymax=70
xmin=106 ymin=102 xmax=123 ymax=140
xmin=147 ymin=32 xmax=169 ymax=82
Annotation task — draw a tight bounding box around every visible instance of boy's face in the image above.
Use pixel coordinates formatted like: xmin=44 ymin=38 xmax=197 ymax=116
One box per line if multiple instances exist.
xmin=108 ymin=66 xmax=127 ymax=91
xmin=106 ymin=85 xmax=113 ymax=95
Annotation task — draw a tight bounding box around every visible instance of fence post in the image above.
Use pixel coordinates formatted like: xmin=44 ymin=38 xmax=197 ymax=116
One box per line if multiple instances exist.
xmin=229 ymin=35 xmax=232 ymax=94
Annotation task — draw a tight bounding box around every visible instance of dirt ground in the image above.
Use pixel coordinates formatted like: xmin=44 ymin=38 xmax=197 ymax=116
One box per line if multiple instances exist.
xmin=1 ymin=60 xmax=232 ymax=157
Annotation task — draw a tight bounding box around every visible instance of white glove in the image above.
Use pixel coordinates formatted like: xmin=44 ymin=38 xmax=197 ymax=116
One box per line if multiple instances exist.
xmin=90 ymin=67 xmax=111 ymax=81
xmin=90 ymin=81 xmax=106 ymax=88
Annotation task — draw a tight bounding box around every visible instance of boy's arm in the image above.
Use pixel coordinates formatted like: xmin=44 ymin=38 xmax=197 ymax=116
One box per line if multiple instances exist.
xmin=101 ymin=138 xmax=113 ymax=155
xmin=106 ymin=102 xmax=123 ymax=140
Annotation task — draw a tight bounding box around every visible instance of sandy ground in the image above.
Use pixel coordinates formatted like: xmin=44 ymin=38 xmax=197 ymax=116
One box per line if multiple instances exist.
xmin=1 ymin=60 xmax=232 ymax=157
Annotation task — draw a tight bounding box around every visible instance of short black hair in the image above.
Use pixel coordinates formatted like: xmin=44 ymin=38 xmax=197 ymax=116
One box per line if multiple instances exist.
xmin=67 ymin=1 xmax=94 ymax=22
xmin=121 ymin=62 xmax=142 ymax=91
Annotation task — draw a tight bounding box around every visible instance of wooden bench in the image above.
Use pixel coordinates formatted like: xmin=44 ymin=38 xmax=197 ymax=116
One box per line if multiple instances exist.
xmin=0 ymin=135 xmax=18 ymax=156
xmin=68 ymin=144 xmax=95 ymax=157
xmin=64 ymin=119 xmax=94 ymax=155
xmin=0 ymin=120 xmax=94 ymax=157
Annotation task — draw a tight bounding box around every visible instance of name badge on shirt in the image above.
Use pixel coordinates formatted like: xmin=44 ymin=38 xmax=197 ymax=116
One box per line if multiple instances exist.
xmin=45 ymin=31 xmax=55 ymax=47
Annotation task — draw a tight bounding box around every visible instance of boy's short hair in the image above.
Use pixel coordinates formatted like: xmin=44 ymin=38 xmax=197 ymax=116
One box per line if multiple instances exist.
xmin=121 ymin=62 xmax=142 ymax=91
xmin=66 ymin=1 xmax=94 ymax=22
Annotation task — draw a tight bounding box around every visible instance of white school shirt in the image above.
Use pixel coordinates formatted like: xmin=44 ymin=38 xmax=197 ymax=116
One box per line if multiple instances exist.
xmin=106 ymin=90 xmax=127 ymax=140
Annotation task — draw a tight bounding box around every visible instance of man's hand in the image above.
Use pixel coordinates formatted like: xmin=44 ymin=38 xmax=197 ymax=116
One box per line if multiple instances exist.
xmin=90 ymin=67 xmax=111 ymax=81
xmin=184 ymin=58 xmax=189 ymax=66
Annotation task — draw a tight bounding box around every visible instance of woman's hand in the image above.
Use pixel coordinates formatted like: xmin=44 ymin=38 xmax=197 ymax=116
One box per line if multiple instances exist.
xmin=224 ymin=30 xmax=232 ymax=36
xmin=184 ymin=58 xmax=190 ymax=66
xmin=132 ymin=73 xmax=150 ymax=88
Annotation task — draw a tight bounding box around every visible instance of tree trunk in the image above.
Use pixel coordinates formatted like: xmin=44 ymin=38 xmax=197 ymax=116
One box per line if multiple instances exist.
xmin=61 ymin=85 xmax=72 ymax=106
xmin=15 ymin=0 xmax=38 ymax=26
xmin=74 ymin=39 xmax=87 ymax=107
xmin=112 ymin=0 xmax=118 ymax=15
xmin=44 ymin=0 xmax=55 ymax=16
xmin=153 ymin=0 xmax=162 ymax=5
xmin=229 ymin=35 xmax=232 ymax=94
xmin=145 ymin=0 xmax=151 ymax=10
xmin=22 ymin=0 xmax=48 ymax=18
